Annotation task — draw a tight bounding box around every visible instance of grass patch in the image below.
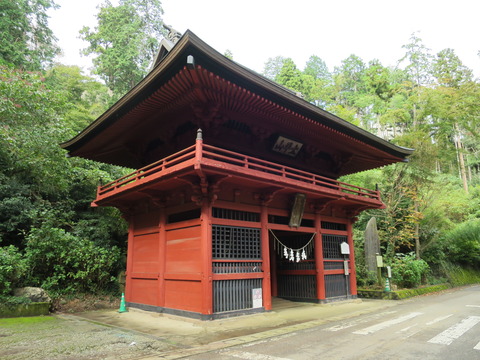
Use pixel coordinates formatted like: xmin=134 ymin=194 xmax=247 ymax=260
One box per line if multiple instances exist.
xmin=444 ymin=265 xmax=480 ymax=286
xmin=0 ymin=302 xmax=50 ymax=318
xmin=358 ymin=283 xmax=451 ymax=300
xmin=0 ymin=315 xmax=57 ymax=327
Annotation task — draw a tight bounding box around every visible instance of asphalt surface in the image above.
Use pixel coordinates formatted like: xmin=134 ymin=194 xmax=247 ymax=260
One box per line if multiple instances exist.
xmin=184 ymin=285 xmax=480 ymax=360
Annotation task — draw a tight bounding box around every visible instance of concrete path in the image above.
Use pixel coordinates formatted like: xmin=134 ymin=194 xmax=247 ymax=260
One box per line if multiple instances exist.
xmin=74 ymin=298 xmax=398 ymax=359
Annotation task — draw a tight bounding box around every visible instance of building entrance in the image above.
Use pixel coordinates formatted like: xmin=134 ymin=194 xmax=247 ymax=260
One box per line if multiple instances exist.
xmin=269 ymin=230 xmax=317 ymax=302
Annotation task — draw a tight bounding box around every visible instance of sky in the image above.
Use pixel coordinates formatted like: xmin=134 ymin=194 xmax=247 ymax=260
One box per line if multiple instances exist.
xmin=48 ymin=0 xmax=480 ymax=77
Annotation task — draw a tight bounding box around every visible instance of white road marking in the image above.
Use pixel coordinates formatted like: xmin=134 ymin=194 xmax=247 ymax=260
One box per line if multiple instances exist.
xmin=399 ymin=323 xmax=418 ymax=332
xmin=474 ymin=341 xmax=480 ymax=350
xmin=466 ymin=305 xmax=480 ymax=308
xmin=397 ymin=323 xmax=422 ymax=339
xmin=353 ymin=312 xmax=423 ymax=335
xmin=426 ymin=314 xmax=453 ymax=325
xmin=324 ymin=311 xmax=398 ymax=332
xmin=222 ymin=350 xmax=291 ymax=360
xmin=243 ymin=333 xmax=297 ymax=347
xmin=428 ymin=316 xmax=480 ymax=345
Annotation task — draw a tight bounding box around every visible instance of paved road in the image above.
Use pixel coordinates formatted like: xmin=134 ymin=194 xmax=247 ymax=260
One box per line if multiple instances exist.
xmin=186 ymin=285 xmax=480 ymax=359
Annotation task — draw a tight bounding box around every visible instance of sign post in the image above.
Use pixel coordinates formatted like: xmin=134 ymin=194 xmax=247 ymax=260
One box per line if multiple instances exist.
xmin=340 ymin=242 xmax=350 ymax=297
xmin=376 ymin=253 xmax=383 ymax=286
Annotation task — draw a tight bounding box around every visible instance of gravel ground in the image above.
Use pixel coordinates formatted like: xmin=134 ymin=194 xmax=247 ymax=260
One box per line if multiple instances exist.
xmin=0 ymin=315 xmax=179 ymax=359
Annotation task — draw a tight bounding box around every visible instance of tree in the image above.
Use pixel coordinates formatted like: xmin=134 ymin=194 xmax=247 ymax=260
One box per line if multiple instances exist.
xmin=431 ymin=49 xmax=476 ymax=193
xmin=332 ymin=55 xmax=370 ymax=127
xmin=80 ymin=0 xmax=165 ymax=98
xmin=45 ymin=65 xmax=113 ymax=131
xmin=262 ymin=56 xmax=288 ymax=80
xmin=304 ymin=55 xmax=330 ymax=81
xmin=433 ymin=48 xmax=472 ymax=88
xmin=398 ymin=33 xmax=433 ymax=128
xmin=0 ymin=0 xmax=60 ymax=70
xmin=304 ymin=55 xmax=334 ymax=108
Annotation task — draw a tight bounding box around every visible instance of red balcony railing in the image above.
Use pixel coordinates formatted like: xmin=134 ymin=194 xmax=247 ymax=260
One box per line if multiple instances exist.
xmin=96 ymin=137 xmax=380 ymax=203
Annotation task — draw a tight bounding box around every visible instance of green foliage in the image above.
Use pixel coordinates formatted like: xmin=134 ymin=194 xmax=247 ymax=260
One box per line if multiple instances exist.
xmin=0 ymin=0 xmax=60 ymax=70
xmin=80 ymin=0 xmax=165 ymax=97
xmin=0 ymin=65 xmax=127 ymax=297
xmin=24 ymin=224 xmax=122 ymax=294
xmin=262 ymin=56 xmax=288 ymax=80
xmin=0 ymin=246 xmax=27 ymax=295
xmin=358 ymin=284 xmax=450 ymax=300
xmin=390 ymin=253 xmax=429 ymax=288
xmin=440 ymin=220 xmax=480 ymax=267
xmin=0 ymin=295 xmax=31 ymax=308
xmin=442 ymin=263 xmax=480 ymax=286
xmin=45 ymin=65 xmax=113 ymax=131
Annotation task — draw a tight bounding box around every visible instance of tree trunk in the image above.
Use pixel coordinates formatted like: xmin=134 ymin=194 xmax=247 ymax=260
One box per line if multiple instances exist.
xmin=454 ymin=123 xmax=469 ymax=194
xmin=414 ymin=200 xmax=420 ymax=260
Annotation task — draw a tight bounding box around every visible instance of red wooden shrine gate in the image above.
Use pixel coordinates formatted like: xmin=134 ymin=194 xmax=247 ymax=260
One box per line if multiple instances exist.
xmin=61 ymin=31 xmax=412 ymax=319
xmin=92 ymin=133 xmax=381 ymax=319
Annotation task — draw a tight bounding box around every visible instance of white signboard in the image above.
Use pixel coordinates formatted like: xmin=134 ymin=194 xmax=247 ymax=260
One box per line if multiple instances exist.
xmin=340 ymin=241 xmax=350 ymax=255
xmin=376 ymin=255 xmax=384 ymax=267
xmin=252 ymin=288 xmax=263 ymax=308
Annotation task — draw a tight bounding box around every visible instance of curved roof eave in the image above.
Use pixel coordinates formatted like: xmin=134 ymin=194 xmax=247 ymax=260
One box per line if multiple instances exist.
xmin=61 ymin=30 xmax=413 ymax=160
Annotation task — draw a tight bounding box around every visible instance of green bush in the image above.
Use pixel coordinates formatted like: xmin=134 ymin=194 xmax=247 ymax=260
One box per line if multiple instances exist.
xmin=0 ymin=295 xmax=31 ymax=309
xmin=24 ymin=224 xmax=122 ymax=294
xmin=0 ymin=245 xmax=27 ymax=295
xmin=355 ymin=263 xmax=378 ymax=288
xmin=391 ymin=252 xmax=429 ymax=288
xmin=441 ymin=220 xmax=480 ymax=268
xmin=442 ymin=262 xmax=480 ymax=286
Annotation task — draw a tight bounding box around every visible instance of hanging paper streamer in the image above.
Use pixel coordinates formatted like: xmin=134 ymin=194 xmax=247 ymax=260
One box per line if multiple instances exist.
xmin=270 ymin=230 xmax=316 ymax=263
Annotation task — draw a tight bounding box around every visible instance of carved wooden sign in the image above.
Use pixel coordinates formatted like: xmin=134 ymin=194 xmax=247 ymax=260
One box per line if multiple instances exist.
xmin=272 ymin=136 xmax=303 ymax=157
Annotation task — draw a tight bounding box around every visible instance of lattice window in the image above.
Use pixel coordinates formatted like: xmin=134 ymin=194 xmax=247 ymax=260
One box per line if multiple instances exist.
xmin=212 ymin=225 xmax=261 ymax=259
xmin=322 ymin=234 xmax=349 ymax=259
xmin=212 ymin=208 xmax=260 ymax=222
xmin=321 ymin=221 xmax=347 ymax=231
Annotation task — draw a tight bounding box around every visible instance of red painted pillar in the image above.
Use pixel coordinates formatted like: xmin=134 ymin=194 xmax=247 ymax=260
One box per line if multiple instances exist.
xmin=158 ymin=206 xmax=166 ymax=308
xmin=260 ymin=205 xmax=272 ymax=310
xmin=125 ymin=219 xmax=134 ymax=303
xmin=314 ymin=211 xmax=326 ymax=300
xmin=347 ymin=219 xmax=357 ymax=296
xmin=201 ymin=201 xmax=213 ymax=315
